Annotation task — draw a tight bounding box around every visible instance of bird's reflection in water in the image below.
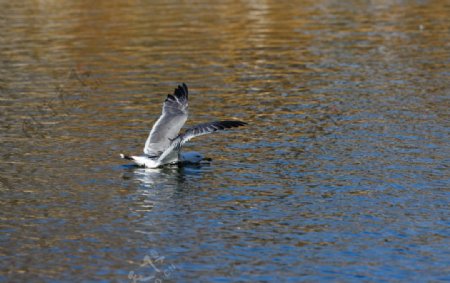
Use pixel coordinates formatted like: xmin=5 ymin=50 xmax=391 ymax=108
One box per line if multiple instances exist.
xmin=121 ymin=163 xmax=208 ymax=213
xmin=122 ymin=163 xmax=208 ymax=188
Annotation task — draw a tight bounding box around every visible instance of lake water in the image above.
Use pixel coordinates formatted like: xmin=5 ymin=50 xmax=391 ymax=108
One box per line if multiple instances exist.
xmin=1 ymin=1 xmax=449 ymax=282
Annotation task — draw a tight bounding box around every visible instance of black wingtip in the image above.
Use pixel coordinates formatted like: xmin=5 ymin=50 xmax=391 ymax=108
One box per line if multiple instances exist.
xmin=218 ymin=120 xmax=247 ymax=129
xmin=165 ymin=94 xmax=175 ymax=102
xmin=165 ymin=83 xmax=189 ymax=102
xmin=173 ymin=83 xmax=188 ymax=99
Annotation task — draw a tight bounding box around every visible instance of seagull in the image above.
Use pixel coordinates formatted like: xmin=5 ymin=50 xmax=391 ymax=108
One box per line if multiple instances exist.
xmin=120 ymin=83 xmax=247 ymax=168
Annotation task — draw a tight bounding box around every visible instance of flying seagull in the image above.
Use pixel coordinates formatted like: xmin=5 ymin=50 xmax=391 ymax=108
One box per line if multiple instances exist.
xmin=120 ymin=83 xmax=247 ymax=168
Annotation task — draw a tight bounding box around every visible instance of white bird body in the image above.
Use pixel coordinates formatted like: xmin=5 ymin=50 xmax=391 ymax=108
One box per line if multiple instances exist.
xmin=121 ymin=83 xmax=246 ymax=168
xmin=121 ymin=151 xmax=204 ymax=168
xmin=125 ymin=155 xmax=159 ymax=168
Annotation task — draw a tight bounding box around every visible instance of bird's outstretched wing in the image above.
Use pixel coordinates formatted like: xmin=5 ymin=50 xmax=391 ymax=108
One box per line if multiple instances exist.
xmin=156 ymin=120 xmax=247 ymax=164
xmin=144 ymin=83 xmax=189 ymax=156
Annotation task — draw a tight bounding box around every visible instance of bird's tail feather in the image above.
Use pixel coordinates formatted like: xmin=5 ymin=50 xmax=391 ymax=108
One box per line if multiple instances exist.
xmin=120 ymin=153 xmax=133 ymax=160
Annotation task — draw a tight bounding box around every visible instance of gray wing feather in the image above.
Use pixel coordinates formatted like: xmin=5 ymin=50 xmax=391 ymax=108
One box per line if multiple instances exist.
xmin=156 ymin=120 xmax=247 ymax=164
xmin=180 ymin=120 xmax=247 ymax=144
xmin=143 ymin=83 xmax=189 ymax=156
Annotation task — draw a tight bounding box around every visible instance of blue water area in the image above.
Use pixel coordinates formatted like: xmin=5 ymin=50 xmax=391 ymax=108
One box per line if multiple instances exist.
xmin=0 ymin=0 xmax=449 ymax=282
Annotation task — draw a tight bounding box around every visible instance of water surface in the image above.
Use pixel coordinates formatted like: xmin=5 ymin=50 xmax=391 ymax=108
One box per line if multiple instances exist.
xmin=0 ymin=0 xmax=449 ymax=282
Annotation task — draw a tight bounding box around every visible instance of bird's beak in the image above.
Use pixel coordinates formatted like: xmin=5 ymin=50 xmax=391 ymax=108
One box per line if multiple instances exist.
xmin=202 ymin=157 xmax=212 ymax=162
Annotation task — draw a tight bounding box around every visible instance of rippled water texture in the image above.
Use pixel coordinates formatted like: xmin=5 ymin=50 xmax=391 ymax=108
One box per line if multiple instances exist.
xmin=1 ymin=1 xmax=449 ymax=282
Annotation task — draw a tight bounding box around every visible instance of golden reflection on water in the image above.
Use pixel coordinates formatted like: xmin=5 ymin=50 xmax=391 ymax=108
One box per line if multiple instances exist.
xmin=0 ymin=0 xmax=449 ymax=281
